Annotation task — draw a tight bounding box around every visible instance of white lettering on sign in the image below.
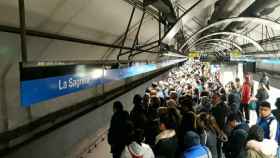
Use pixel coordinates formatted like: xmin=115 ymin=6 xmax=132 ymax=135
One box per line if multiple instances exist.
xmin=58 ymin=77 xmax=91 ymax=91
xmin=59 ymin=80 xmax=68 ymax=90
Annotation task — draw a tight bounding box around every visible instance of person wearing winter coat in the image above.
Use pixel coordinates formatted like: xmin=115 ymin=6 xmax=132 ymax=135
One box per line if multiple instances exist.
xmin=226 ymin=129 xmax=248 ymax=158
xmin=257 ymin=101 xmax=278 ymax=141
xmin=211 ymin=93 xmax=229 ymax=131
xmin=228 ymin=82 xmax=241 ymax=114
xmin=246 ymin=139 xmax=278 ymax=158
xmin=211 ymin=93 xmax=230 ymax=158
xmin=182 ymin=131 xmax=212 ymax=158
xmin=223 ymin=113 xmax=249 ymax=158
xmin=130 ymin=94 xmax=148 ymax=130
xmin=108 ymin=101 xmax=131 ymax=158
xmin=235 ymin=77 xmax=242 ymax=93
xmin=255 ymin=83 xmax=269 ymax=117
xmin=121 ymin=129 xmax=155 ymax=158
xmin=198 ymin=112 xmax=218 ymax=158
xmin=145 ymin=96 xmax=161 ymax=148
xmin=197 ymin=96 xmax=212 ymax=113
xmin=154 ymin=112 xmax=178 ymax=158
xmin=272 ymin=97 xmax=280 ymax=123
xmin=260 ymin=72 xmax=270 ymax=90
xmin=246 ymin=149 xmax=274 ymax=158
xmin=223 ymin=113 xmax=247 ymax=139
xmin=246 ymin=125 xmax=278 ymax=158
xmin=241 ymin=75 xmax=251 ymax=124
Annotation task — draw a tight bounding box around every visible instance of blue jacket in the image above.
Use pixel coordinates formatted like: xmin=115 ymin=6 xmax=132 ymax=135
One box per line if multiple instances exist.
xmin=257 ymin=114 xmax=277 ymax=139
xmin=182 ymin=144 xmax=211 ymax=158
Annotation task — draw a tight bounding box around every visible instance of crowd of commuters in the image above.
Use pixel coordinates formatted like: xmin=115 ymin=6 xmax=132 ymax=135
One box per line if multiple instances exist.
xmin=108 ymin=61 xmax=280 ymax=158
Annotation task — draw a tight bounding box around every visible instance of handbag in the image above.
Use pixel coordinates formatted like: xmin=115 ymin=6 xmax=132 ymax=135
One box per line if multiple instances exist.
xmin=248 ymin=100 xmax=256 ymax=110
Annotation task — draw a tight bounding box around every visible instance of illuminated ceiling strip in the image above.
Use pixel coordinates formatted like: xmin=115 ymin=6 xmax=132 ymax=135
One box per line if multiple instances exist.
xmin=189 ymin=38 xmax=244 ymax=53
xmin=179 ymin=17 xmax=280 ymax=51
xmin=184 ymin=32 xmax=264 ymax=52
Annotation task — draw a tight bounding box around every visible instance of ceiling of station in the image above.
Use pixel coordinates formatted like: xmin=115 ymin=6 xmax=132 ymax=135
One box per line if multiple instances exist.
xmin=1 ymin=0 xmax=280 ymax=60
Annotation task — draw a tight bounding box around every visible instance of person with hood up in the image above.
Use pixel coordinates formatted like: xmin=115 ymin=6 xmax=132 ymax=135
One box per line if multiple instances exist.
xmin=182 ymin=131 xmax=212 ymax=158
xmin=121 ymin=129 xmax=155 ymax=158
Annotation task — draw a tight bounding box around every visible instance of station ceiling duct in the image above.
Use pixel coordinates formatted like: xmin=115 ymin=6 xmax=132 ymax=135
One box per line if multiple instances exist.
xmin=143 ymin=0 xmax=177 ymax=24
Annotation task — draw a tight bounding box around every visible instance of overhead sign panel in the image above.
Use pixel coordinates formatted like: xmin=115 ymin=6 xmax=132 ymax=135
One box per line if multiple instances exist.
xmin=230 ymin=50 xmax=241 ymax=57
xmin=188 ymin=51 xmax=200 ymax=58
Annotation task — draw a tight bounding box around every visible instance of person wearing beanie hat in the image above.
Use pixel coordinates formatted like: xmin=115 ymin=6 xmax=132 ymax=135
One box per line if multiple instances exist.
xmin=182 ymin=131 xmax=212 ymax=158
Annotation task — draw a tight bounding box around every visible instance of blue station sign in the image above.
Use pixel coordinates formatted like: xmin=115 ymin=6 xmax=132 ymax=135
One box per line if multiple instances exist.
xmin=20 ymin=60 xmax=185 ymax=107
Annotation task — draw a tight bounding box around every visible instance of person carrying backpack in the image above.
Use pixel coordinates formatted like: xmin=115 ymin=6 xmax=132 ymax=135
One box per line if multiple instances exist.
xmin=256 ymin=101 xmax=280 ymax=158
xmin=257 ymin=101 xmax=279 ymax=143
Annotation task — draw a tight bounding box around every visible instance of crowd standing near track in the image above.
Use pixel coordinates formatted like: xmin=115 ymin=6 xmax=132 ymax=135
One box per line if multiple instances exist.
xmin=108 ymin=61 xmax=280 ymax=158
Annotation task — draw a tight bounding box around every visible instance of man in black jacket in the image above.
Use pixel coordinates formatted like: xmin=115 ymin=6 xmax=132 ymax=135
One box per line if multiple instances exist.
xmin=211 ymin=93 xmax=229 ymax=158
xmin=228 ymin=82 xmax=241 ymax=114
xmin=108 ymin=101 xmax=130 ymax=158
xmin=223 ymin=113 xmax=249 ymax=158
xmin=130 ymin=94 xmax=148 ymax=130
xmin=260 ymin=72 xmax=270 ymax=90
xmin=211 ymin=93 xmax=229 ymax=131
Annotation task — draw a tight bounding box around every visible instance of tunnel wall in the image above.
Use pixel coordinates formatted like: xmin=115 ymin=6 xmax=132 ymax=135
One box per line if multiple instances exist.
xmin=256 ymin=60 xmax=280 ymax=74
xmin=0 ymin=29 xmax=183 ymax=154
xmin=2 ymin=67 xmax=171 ymax=158
xmin=0 ymin=0 xmax=166 ymax=135
xmin=219 ymin=64 xmax=238 ymax=85
xmin=0 ymin=30 xmax=163 ymax=132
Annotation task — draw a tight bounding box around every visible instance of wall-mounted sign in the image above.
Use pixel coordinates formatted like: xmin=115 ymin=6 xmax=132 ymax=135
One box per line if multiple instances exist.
xmin=230 ymin=50 xmax=241 ymax=57
xmin=188 ymin=51 xmax=200 ymax=58
xmin=20 ymin=59 xmax=186 ymax=107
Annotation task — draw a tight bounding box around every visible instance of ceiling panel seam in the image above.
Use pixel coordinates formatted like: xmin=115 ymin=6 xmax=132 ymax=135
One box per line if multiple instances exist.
xmin=33 ymin=0 xmax=91 ymax=60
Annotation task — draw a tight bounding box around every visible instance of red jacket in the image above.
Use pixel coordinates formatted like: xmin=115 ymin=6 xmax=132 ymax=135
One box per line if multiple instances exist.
xmin=241 ymin=82 xmax=251 ymax=104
